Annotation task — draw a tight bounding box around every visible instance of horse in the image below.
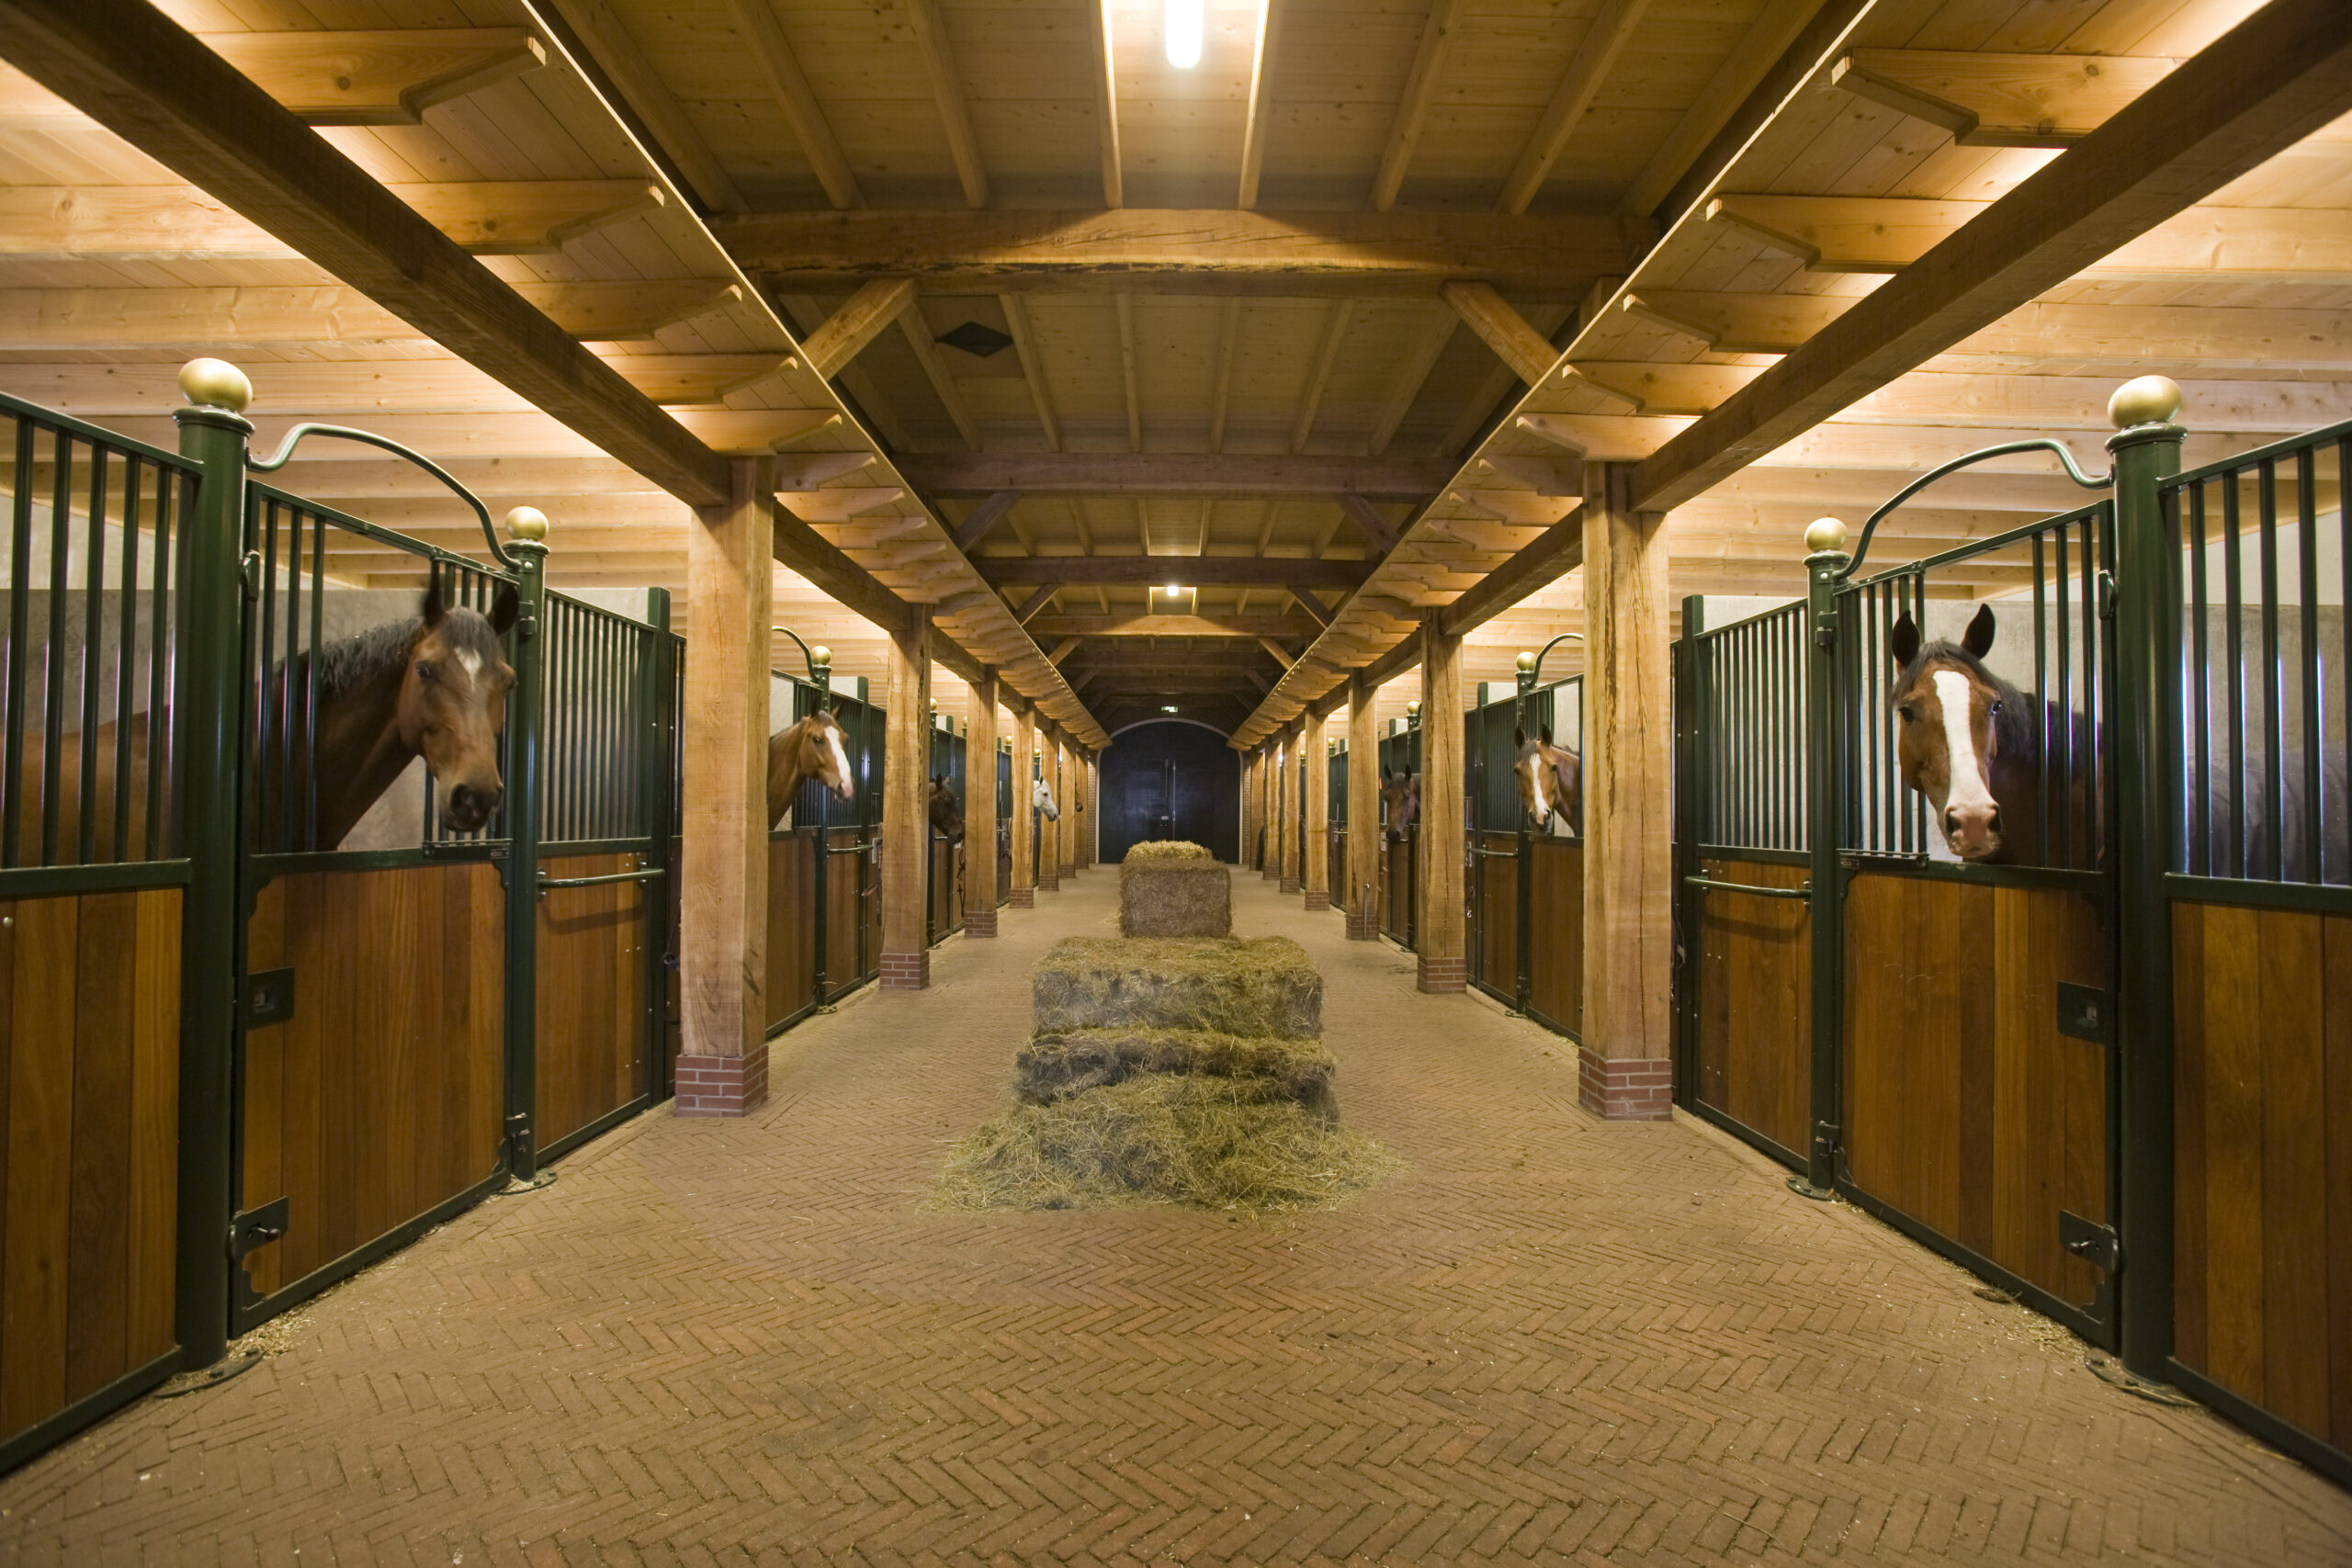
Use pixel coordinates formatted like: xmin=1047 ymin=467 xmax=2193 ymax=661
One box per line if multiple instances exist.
xmin=1032 ymin=777 xmax=1059 ymax=821
xmin=928 ymin=774 xmax=965 ymax=843
xmin=1514 ymin=726 xmax=1581 ymax=837
xmin=14 ymin=581 xmax=516 ymax=861
xmin=766 ymin=708 xmax=854 ymax=828
xmin=1888 ymin=604 xmax=2069 ymax=865
xmin=1378 ymin=765 xmax=1419 ymax=843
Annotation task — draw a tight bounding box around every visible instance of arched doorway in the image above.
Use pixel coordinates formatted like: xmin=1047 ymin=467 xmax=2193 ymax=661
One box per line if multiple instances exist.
xmin=1099 ymin=719 xmax=1240 ymax=863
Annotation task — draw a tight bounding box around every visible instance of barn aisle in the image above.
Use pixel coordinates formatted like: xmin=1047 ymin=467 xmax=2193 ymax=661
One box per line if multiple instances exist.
xmin=0 ymin=868 xmax=2344 ymax=1566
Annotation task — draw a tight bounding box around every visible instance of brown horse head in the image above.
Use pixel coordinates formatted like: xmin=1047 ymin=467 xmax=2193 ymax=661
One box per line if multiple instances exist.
xmin=929 ymin=774 xmax=965 ymax=843
xmin=1379 ymin=765 xmax=1419 ymax=842
xmin=396 ymin=582 xmax=518 ymax=833
xmin=1514 ymin=725 xmax=1582 ymax=835
xmin=766 ymin=708 xmax=854 ymax=827
xmin=1890 ymin=604 xmax=2030 ymax=862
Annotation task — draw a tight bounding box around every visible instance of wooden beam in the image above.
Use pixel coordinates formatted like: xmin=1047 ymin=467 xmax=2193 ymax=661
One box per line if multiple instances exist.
xmin=713 ymin=208 xmax=1644 ymax=297
xmin=1210 ymin=299 xmax=1241 ymax=453
xmin=1497 ymin=0 xmax=1649 ymax=214
xmin=1046 ymin=637 xmax=1083 ymax=664
xmin=0 ymin=0 xmax=732 ymax=506
xmin=1024 ymin=613 xmax=1313 ymax=637
xmin=899 ymin=452 xmax=1450 ymax=498
xmin=542 ymin=0 xmax=742 ymax=212
xmin=1089 ymin=0 xmax=1123 ymax=209
xmin=950 ymin=490 xmax=1023 ymax=551
xmin=1336 ymin=493 xmax=1399 ymax=552
xmin=5 ymin=355 xmax=798 ymax=414
xmin=1011 ymin=582 xmax=1060 ymax=624
xmin=1259 ymin=637 xmax=1296 ymax=669
xmin=799 ymin=277 xmax=919 ymax=378
xmin=998 ymin=292 xmax=1060 ymax=450
xmin=1369 ymin=310 xmax=1457 ymax=456
xmin=902 ymin=0 xmax=988 ymax=208
xmin=1441 ymin=281 xmax=1558 ymax=386
xmin=1115 ymin=292 xmax=1142 ymax=451
xmin=1636 ymin=0 xmax=2352 ymax=513
xmin=1359 ymin=635 xmax=1420 ymax=692
xmin=1238 ymin=0 xmax=1284 ymax=209
xmin=1439 ymin=504 xmax=1585 ymax=637
xmin=0 ymin=180 xmax=665 ymax=259
xmin=721 ymin=0 xmax=862 ymax=209
xmin=1288 ymin=587 xmax=1334 ymax=627
xmin=1833 ymin=49 xmax=2181 ymax=149
xmin=770 ymin=507 xmax=913 ymax=630
xmin=897 ymin=309 xmax=981 ymax=449
xmin=1290 ymin=300 xmax=1354 ymax=454
xmin=1617 ymin=0 xmax=1838 ymax=220
xmin=982 ymin=556 xmax=1370 ymax=589
xmin=1373 ymin=0 xmax=1464 ymax=211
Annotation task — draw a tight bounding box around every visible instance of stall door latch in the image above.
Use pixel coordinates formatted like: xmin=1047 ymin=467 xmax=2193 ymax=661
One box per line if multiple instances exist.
xmin=2055 ymin=982 xmax=2109 ymax=1043
xmin=2059 ymin=1210 xmax=2120 ymax=1274
xmin=244 ymin=967 xmax=295 ymax=1026
xmin=230 ymin=1196 xmax=289 ymax=1259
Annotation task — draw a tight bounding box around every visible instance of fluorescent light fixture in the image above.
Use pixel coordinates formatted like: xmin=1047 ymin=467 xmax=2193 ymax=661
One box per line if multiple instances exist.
xmin=1165 ymin=0 xmax=1203 ymax=67
xmin=1161 ymin=704 xmax=1179 ymax=713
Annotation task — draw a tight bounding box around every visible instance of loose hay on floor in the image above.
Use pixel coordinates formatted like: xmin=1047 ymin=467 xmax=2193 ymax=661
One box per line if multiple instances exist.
xmin=1035 ymin=936 xmax=1321 ymax=1036
xmin=1118 ymin=855 xmax=1231 ymax=937
xmin=1016 ymin=1028 xmax=1336 ymax=1111
xmin=934 ymin=1075 xmax=1397 ymax=1216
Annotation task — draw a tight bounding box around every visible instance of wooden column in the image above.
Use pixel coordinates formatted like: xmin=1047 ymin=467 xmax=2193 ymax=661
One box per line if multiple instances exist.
xmin=1417 ymin=614 xmax=1466 ymax=993
xmin=1057 ymin=736 xmax=1078 ymax=877
xmin=1277 ymin=728 xmax=1300 ymax=893
xmin=677 ymin=457 xmax=773 ymax=1116
xmin=1346 ymin=674 xmax=1381 ymax=939
xmin=1083 ymin=754 xmax=1100 ymax=866
xmin=1009 ymin=703 xmax=1035 ymax=907
xmin=1580 ymin=461 xmax=1674 ymax=1119
xmin=880 ymin=602 xmax=933 ymax=989
xmin=1304 ymin=711 xmax=1330 ymax=910
xmin=965 ymin=671 xmax=1000 ymax=935
xmin=1037 ymin=728 xmax=1060 ymax=893
xmin=1260 ymin=742 xmax=1278 ymax=878
xmin=1238 ymin=749 xmax=1256 ymax=867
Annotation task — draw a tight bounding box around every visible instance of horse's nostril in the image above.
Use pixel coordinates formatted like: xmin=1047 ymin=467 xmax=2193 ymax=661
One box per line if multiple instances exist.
xmin=1945 ymin=810 xmax=1962 ymax=838
xmin=1988 ymin=811 xmax=2002 ymax=832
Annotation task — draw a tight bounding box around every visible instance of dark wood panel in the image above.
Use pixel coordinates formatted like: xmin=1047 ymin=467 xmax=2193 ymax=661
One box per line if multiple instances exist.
xmin=1691 ymin=857 xmax=1808 ymax=1154
xmin=537 ymin=852 xmax=650 ymax=1149
xmin=928 ymin=833 xmax=964 ymax=942
xmin=766 ymin=832 xmax=818 ymax=1030
xmin=1329 ymin=827 xmax=1347 ymax=913
xmin=2174 ymin=900 xmax=2352 ymax=1453
xmin=1472 ymin=833 xmax=1517 ymax=995
xmin=1843 ymin=875 xmax=2106 ymax=1307
xmin=240 ymin=864 xmax=503 ymax=1300
xmin=0 ymin=888 xmax=179 ymax=1446
xmin=1527 ymin=840 xmax=1582 ymax=1037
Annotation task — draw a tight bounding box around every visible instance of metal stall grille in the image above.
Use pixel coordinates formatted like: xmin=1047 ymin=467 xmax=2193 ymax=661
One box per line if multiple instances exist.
xmin=1377 ymin=725 xmax=1419 ymax=948
xmin=929 ymin=723 xmax=966 ymax=943
xmin=1327 ymin=742 xmax=1347 ymax=911
xmin=767 ymin=671 xmax=884 ymax=1034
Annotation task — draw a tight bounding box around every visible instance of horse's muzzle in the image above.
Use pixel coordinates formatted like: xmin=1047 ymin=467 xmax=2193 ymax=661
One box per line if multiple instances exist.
xmin=446 ymin=782 xmax=502 ymax=830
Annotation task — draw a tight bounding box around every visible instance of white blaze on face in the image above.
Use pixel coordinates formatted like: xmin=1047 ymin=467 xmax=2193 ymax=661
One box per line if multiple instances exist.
xmin=823 ymin=722 xmax=852 ymax=795
xmin=1525 ymin=751 xmax=1551 ymax=822
xmin=1931 ymin=670 xmax=1997 ymax=828
xmin=455 ymin=648 xmax=482 ymax=680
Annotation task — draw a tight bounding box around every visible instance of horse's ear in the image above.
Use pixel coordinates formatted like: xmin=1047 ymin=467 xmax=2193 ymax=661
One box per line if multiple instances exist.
xmin=1962 ymin=603 xmax=1996 ymax=658
xmin=419 ymin=576 xmax=447 ymax=628
xmin=1513 ymin=727 xmax=1527 ymax=748
xmin=1540 ymin=726 xmax=1553 ymax=747
xmin=488 ymin=583 xmax=520 ymax=637
xmin=1890 ymin=612 xmax=1920 ymax=668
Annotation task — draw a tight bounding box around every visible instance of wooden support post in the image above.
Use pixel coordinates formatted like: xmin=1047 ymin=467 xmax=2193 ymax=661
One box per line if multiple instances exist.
xmin=1080 ymin=754 xmax=1099 ymax=867
xmin=1304 ymin=712 xmax=1329 ymax=909
xmin=880 ymin=602 xmax=933 ymax=989
xmin=1277 ymin=728 xmax=1300 ymax=893
xmin=1238 ymin=749 xmax=1256 ymax=868
xmin=1579 ymin=461 xmax=1673 ymax=1118
xmin=1347 ymin=675 xmax=1380 ymax=937
xmin=1416 ymin=615 xmax=1466 ymax=992
xmin=1259 ymin=743 xmax=1278 ymax=877
xmin=1010 ymin=702 xmax=1036 ymax=907
xmin=965 ymin=671 xmax=1000 ymax=935
xmin=1057 ymin=736 xmax=1078 ymax=877
xmin=678 ymin=457 xmax=773 ymax=1115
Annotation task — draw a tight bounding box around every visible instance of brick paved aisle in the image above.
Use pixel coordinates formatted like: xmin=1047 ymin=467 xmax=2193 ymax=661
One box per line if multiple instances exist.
xmin=5 ymin=868 xmax=2348 ymax=1566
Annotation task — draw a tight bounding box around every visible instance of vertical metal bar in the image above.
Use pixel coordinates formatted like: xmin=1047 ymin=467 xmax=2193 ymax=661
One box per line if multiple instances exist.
xmin=502 ymin=537 xmax=548 ymax=1185
xmin=280 ymin=504 xmax=304 ymax=852
xmin=2188 ymin=481 xmax=2210 ymax=875
xmin=42 ymin=429 xmax=73 ymax=865
xmin=639 ymin=592 xmax=675 ymax=1098
xmin=2111 ymin=385 xmax=2186 ymax=1378
xmin=303 ymin=512 xmax=323 ymax=851
xmin=1672 ymin=597 xmax=1703 ymax=1107
xmin=2222 ymin=473 xmax=2245 ymax=877
xmin=77 ymin=443 xmax=108 ymax=864
xmin=2081 ymin=507 xmax=2101 ymax=872
xmin=144 ymin=468 xmax=178 ymax=862
xmin=2258 ymin=460 xmax=2282 ymax=880
xmin=4 ymin=416 xmax=33 ymax=867
xmin=113 ymin=456 xmax=142 ymax=861
xmin=1801 ymin=530 xmax=1848 ymax=1197
xmin=2296 ymin=449 xmax=2320 ymax=883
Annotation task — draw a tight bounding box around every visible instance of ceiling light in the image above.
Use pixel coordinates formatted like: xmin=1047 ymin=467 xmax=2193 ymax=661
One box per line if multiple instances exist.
xmin=1164 ymin=582 xmax=1183 ymax=594
xmin=1161 ymin=704 xmax=1179 ymax=713
xmin=1165 ymin=0 xmax=1203 ymax=67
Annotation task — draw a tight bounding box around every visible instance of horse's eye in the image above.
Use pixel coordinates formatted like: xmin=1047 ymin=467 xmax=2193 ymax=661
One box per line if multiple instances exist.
xmin=1896 ymin=705 xmax=1915 ymax=724
xmin=1987 ymin=700 xmax=2004 ymax=717
xmin=414 ymin=661 xmax=437 ymax=682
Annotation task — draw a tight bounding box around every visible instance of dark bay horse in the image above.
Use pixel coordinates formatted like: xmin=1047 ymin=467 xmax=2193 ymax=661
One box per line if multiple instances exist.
xmin=929 ymin=775 xmax=965 ymax=843
xmin=1889 ymin=605 xmax=2073 ymax=865
xmin=1514 ymin=725 xmax=1582 ymax=837
xmin=1378 ymin=765 xmax=1419 ymax=842
xmin=766 ymin=709 xmax=854 ymax=828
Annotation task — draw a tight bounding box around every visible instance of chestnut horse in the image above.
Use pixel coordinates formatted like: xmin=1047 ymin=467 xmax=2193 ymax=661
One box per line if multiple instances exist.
xmin=1514 ymin=726 xmax=1581 ymax=837
xmin=766 ymin=709 xmax=854 ymax=828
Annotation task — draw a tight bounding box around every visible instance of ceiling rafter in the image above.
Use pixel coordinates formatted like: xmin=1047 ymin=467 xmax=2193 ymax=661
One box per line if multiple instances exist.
xmin=720 ymin=0 xmax=862 ymax=209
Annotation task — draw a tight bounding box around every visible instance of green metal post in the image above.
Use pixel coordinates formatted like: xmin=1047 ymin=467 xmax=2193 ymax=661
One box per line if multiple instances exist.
xmin=2109 ymin=378 xmax=2187 ymax=1382
xmin=1799 ymin=524 xmax=1850 ymax=1199
xmin=811 ymin=649 xmax=833 ymax=1006
xmin=640 ymin=588 xmax=675 ymax=1099
xmin=1512 ymin=652 xmax=1536 ymax=1012
xmin=501 ymin=523 xmax=548 ymax=1185
xmin=171 ymin=360 xmax=254 ymax=1370
xmin=1672 ymin=596 xmax=1703 ymax=1107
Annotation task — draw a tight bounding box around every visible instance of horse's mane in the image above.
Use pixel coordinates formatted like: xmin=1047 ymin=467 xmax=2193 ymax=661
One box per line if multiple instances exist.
xmin=1898 ymin=639 xmax=2035 ymax=758
xmin=301 ymin=608 xmax=503 ymax=706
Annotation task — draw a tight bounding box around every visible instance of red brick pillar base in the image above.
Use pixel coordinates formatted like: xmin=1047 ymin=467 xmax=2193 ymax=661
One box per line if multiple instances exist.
xmin=1038 ymin=866 xmax=1059 ymax=894
xmin=964 ymin=908 xmax=999 ymax=938
xmin=1304 ymin=891 xmax=1330 ymax=910
xmin=1010 ymin=886 xmax=1035 ymax=908
xmin=673 ymin=1043 xmax=769 ymax=1117
xmin=1416 ymin=954 xmax=1465 ymax=993
xmin=1059 ymin=858 xmax=1076 ymax=879
xmin=1578 ymin=1049 xmax=1673 ymax=1121
xmin=881 ymin=951 xmax=930 ymax=989
xmin=1280 ymin=873 xmax=1300 ymax=894
xmin=1345 ymin=909 xmax=1379 ymax=940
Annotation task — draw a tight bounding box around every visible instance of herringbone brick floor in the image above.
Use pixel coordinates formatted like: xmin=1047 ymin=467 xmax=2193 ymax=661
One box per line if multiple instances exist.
xmin=5 ymin=871 xmax=2348 ymax=1565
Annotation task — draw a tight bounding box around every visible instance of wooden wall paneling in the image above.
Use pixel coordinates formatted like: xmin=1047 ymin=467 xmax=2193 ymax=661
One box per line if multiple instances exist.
xmin=538 ymin=852 xmax=650 ymax=1148
xmin=242 ymin=878 xmax=288 ymax=1297
xmin=66 ymin=892 xmax=134 ymax=1403
xmin=765 ymin=835 xmax=818 ymax=1030
xmin=1841 ymin=874 xmax=1961 ymax=1236
xmin=1476 ymin=832 xmax=1516 ymax=993
xmin=2173 ymin=903 xmax=2209 ymax=1374
xmin=2201 ymin=901 xmax=2265 ymax=1399
xmin=4 ymin=894 xmax=75 ymax=1437
xmin=2329 ymin=915 xmax=2352 ymax=1449
xmin=1693 ymin=857 xmax=1805 ymax=1155
xmin=128 ymin=889 xmax=179 ymax=1364
xmin=1528 ymin=840 xmax=1583 ymax=1038
xmin=2258 ymin=908 xmax=2329 ymax=1436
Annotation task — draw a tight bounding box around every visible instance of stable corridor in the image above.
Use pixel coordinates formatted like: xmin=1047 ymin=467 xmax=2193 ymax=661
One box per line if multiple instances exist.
xmin=3 ymin=872 xmax=2346 ymax=1566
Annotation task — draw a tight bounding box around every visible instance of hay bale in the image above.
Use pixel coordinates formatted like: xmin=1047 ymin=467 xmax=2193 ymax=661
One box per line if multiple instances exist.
xmin=1016 ymin=1027 xmax=1336 ymax=1112
xmin=1118 ymin=854 xmax=1231 ymax=937
xmin=1123 ymin=840 xmax=1213 ymax=862
xmin=1035 ymin=936 xmax=1321 ymax=1037
xmin=934 ymin=1074 xmax=1397 ymax=1215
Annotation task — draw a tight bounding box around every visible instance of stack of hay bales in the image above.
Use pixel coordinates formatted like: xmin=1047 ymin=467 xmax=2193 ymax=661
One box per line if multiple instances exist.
xmin=1117 ymin=840 xmax=1229 ymax=936
xmin=938 ymin=935 xmax=1394 ymax=1215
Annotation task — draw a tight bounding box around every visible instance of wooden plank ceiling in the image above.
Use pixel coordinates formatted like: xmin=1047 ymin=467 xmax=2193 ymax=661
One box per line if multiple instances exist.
xmin=2 ymin=0 xmax=2346 ymax=743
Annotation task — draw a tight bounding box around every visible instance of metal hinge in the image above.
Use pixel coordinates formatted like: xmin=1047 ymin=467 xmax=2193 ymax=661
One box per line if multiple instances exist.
xmin=243 ymin=966 xmax=295 ymax=1026
xmin=2056 ymin=981 xmax=2109 ymax=1043
xmin=505 ymin=1111 xmax=534 ymax=1170
xmin=230 ymin=1196 xmax=289 ymax=1259
xmin=2060 ymin=1210 xmax=2120 ymax=1273
xmin=2098 ymin=570 xmax=2118 ymax=620
xmin=239 ymin=549 xmax=263 ymax=602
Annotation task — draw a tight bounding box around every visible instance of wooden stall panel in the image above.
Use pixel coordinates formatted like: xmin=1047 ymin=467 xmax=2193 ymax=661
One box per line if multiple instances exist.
xmin=1474 ymin=833 xmax=1518 ymax=997
xmin=1527 ymin=840 xmax=1583 ymax=1038
xmin=537 ymin=852 xmax=650 ymax=1151
xmin=0 ymin=889 xmax=180 ymax=1447
xmin=2173 ymin=903 xmax=2352 ymax=1454
xmin=1381 ymin=831 xmax=1413 ymax=945
xmin=1692 ymin=858 xmax=1809 ymax=1157
xmin=765 ymin=832 xmax=817 ymax=1031
xmin=929 ymin=833 xmax=964 ymax=942
xmin=1329 ymin=828 xmax=1347 ymax=913
xmin=239 ymin=864 xmax=503 ymax=1302
xmin=831 ymin=827 xmax=876 ymax=990
xmin=1842 ymin=875 xmax=2107 ymax=1308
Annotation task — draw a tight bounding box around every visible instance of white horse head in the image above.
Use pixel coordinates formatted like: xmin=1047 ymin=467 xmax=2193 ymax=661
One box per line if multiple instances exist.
xmin=1032 ymin=778 xmax=1059 ymax=820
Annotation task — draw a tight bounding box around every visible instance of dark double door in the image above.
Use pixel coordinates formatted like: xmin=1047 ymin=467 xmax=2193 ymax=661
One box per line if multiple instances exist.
xmin=1100 ymin=720 xmax=1238 ymax=863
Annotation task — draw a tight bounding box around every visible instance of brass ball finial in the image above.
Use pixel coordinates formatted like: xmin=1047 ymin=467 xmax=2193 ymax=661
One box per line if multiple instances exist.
xmin=177 ymin=358 xmax=252 ymax=413
xmin=504 ymin=506 xmax=549 ymax=542
xmin=810 ymin=644 xmax=832 ymax=669
xmin=2108 ymin=375 xmax=2182 ymax=430
xmin=1515 ymin=650 xmax=1537 ymax=674
xmin=1804 ymin=516 xmax=1849 ymax=555
xmin=1406 ymin=699 xmax=1422 ymax=716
